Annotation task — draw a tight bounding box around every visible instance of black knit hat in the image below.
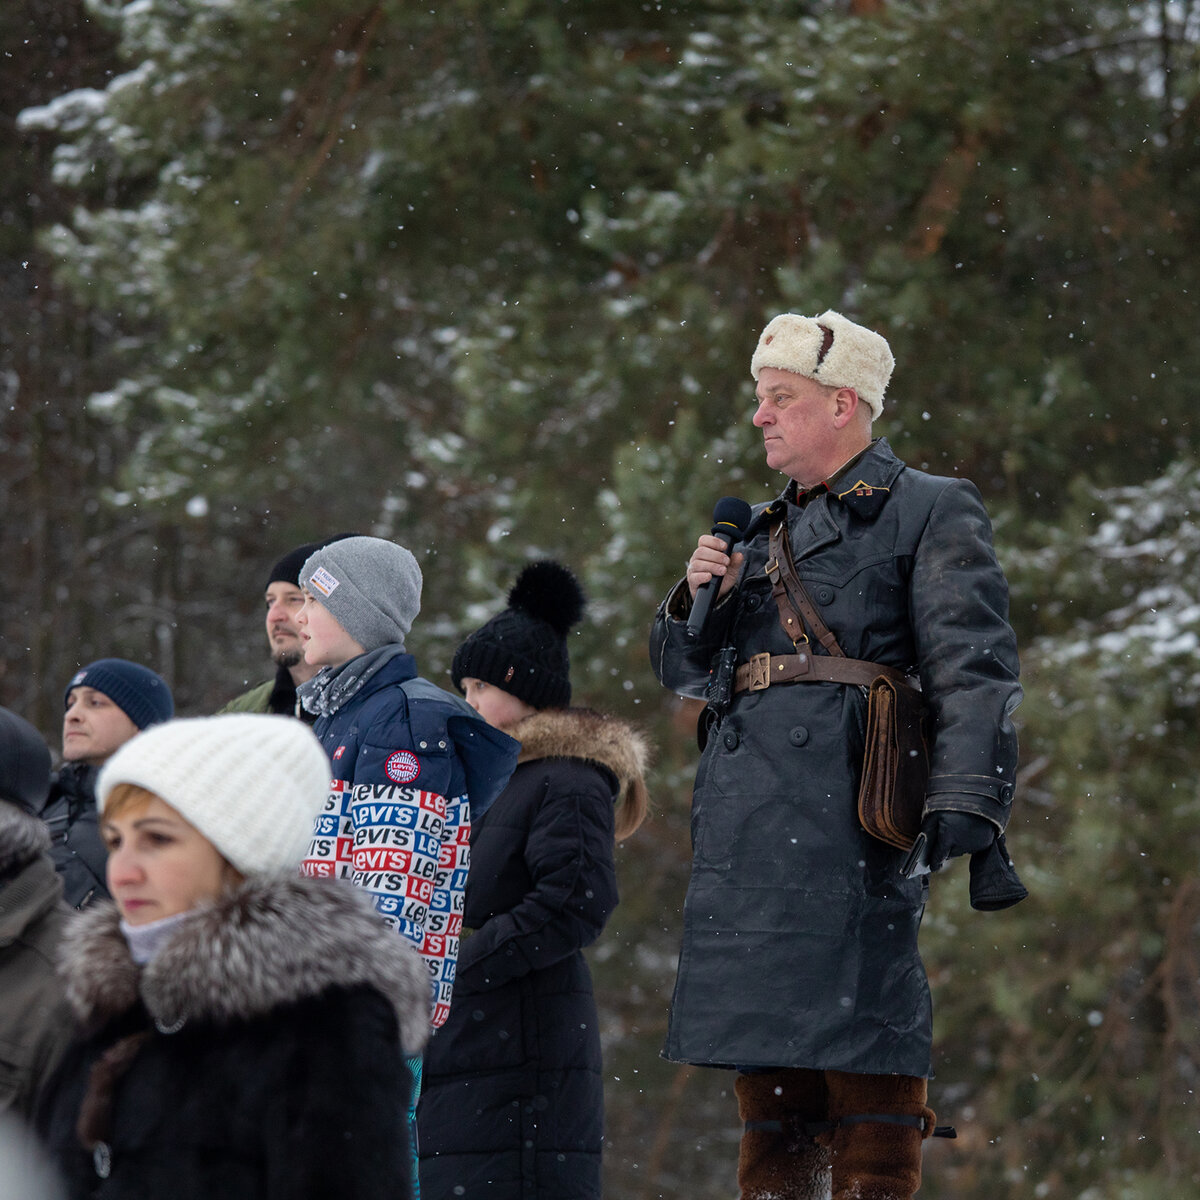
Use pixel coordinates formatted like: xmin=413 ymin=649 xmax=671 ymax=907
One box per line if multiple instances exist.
xmin=265 ymin=532 xmax=358 ymax=592
xmin=452 ymin=561 xmax=586 ymax=710
xmin=0 ymin=706 xmax=51 ymax=812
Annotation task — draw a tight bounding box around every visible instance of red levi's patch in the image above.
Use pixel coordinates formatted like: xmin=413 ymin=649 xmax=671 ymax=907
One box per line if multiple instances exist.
xmin=384 ymin=750 xmax=421 ymax=784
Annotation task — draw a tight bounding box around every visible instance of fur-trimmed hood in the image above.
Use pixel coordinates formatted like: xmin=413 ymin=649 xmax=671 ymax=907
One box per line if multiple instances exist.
xmin=59 ymin=874 xmax=430 ymax=1054
xmin=509 ymin=707 xmax=650 ymax=840
xmin=0 ymin=802 xmax=52 ymax=878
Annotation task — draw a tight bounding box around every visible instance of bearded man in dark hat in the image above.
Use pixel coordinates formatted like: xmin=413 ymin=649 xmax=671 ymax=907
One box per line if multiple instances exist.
xmin=220 ymin=534 xmax=354 ymax=721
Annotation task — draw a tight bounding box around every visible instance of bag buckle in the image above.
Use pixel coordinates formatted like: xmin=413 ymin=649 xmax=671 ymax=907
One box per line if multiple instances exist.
xmin=747 ymin=652 xmax=772 ymax=691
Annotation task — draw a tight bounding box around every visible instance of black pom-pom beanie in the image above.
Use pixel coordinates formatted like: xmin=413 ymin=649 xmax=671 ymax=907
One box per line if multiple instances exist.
xmin=452 ymin=561 xmax=585 ymax=710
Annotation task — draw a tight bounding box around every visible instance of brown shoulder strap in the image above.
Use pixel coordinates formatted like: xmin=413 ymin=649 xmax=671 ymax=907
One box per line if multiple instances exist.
xmin=766 ymin=521 xmax=845 ymax=657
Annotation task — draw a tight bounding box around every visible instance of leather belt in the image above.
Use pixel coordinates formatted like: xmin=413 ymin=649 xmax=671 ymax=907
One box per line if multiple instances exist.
xmin=733 ymin=651 xmax=914 ymax=694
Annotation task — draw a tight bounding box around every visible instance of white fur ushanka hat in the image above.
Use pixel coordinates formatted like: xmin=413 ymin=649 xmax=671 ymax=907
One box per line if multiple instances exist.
xmin=96 ymin=714 xmax=331 ymax=876
xmin=750 ymin=310 xmax=895 ymax=419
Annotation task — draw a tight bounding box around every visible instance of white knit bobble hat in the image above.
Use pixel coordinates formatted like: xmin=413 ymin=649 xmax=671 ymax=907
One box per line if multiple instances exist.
xmin=750 ymin=310 xmax=895 ymax=419
xmin=96 ymin=714 xmax=331 ymax=876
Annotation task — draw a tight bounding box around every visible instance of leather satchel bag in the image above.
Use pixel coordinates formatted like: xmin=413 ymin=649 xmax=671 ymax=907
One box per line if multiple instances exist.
xmin=765 ymin=521 xmax=930 ymax=850
xmin=857 ymin=674 xmax=929 ymax=850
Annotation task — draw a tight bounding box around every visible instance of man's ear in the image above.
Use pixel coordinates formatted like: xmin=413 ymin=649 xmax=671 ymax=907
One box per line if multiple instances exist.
xmin=830 ymin=386 xmax=861 ymax=429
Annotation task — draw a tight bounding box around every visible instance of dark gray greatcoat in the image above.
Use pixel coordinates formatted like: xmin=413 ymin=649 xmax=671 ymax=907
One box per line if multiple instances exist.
xmin=418 ymin=708 xmax=648 ymax=1200
xmin=35 ymin=875 xmax=430 ymax=1200
xmin=649 ymin=438 xmax=1021 ymax=1078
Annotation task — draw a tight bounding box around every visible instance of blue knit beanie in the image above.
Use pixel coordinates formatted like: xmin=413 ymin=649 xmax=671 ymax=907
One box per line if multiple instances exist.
xmin=63 ymin=659 xmax=175 ymax=730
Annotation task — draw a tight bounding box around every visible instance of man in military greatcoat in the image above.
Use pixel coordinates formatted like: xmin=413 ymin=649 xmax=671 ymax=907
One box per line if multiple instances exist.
xmin=649 ymin=310 xmax=1025 ymax=1200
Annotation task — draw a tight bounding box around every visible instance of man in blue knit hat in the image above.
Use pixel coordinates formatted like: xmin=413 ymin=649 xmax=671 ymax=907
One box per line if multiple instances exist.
xmin=36 ymin=658 xmax=173 ymax=907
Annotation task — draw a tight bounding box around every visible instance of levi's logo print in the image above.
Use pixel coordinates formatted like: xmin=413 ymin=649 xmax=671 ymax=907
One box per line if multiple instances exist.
xmin=385 ymin=750 xmax=420 ymax=784
xmin=348 ymin=785 xmax=446 ymax=941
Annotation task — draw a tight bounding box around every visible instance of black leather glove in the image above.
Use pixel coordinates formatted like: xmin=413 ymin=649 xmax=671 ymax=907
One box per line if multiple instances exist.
xmin=921 ymin=811 xmax=996 ymax=872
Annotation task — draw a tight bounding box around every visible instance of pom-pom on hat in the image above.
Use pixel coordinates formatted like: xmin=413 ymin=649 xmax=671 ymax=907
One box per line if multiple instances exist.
xmin=298 ymin=536 xmax=422 ymax=652
xmin=750 ymin=310 xmax=895 ymax=419
xmin=96 ymin=714 xmax=331 ymax=877
xmin=452 ymin=561 xmax=585 ymax=710
xmin=63 ymin=659 xmax=174 ymax=731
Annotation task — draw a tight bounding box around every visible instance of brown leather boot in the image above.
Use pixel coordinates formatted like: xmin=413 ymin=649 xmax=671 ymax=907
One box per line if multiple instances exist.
xmin=824 ymin=1071 xmax=934 ymax=1200
xmin=735 ymin=1068 xmax=832 ymax=1200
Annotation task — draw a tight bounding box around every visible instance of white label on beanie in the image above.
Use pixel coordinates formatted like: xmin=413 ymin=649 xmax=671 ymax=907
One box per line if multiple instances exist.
xmin=308 ymin=566 xmax=341 ymax=597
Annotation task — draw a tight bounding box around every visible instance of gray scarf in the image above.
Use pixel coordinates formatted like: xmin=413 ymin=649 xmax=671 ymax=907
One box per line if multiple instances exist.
xmin=298 ymin=645 xmax=408 ymax=719
xmin=121 ymin=909 xmax=195 ymax=965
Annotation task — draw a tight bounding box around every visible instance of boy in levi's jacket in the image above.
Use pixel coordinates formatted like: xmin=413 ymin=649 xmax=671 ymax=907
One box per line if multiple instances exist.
xmin=293 ymin=535 xmax=519 ymax=1193
xmin=294 ymin=536 xmax=519 ymax=1027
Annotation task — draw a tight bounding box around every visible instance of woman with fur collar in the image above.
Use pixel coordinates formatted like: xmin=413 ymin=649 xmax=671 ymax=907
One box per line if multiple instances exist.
xmin=34 ymin=714 xmax=429 ymax=1200
xmin=417 ymin=562 xmax=648 ymax=1200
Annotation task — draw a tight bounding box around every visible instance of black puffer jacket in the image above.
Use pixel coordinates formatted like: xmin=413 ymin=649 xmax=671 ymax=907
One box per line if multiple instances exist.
xmin=37 ymin=763 xmax=109 ymax=908
xmin=35 ymin=875 xmax=430 ymax=1200
xmin=649 ymin=438 xmax=1021 ymax=1078
xmin=418 ymin=708 xmax=649 ymax=1200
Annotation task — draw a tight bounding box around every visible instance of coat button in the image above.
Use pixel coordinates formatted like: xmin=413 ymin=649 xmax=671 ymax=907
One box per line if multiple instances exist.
xmin=722 ymin=730 xmax=740 ymax=751
xmin=789 ymin=726 xmax=809 ymax=747
xmin=743 ymin=593 xmax=762 ymax=612
xmin=815 ymin=586 xmax=835 ymax=605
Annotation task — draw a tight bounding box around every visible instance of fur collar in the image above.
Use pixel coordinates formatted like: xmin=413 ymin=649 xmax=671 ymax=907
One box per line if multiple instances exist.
xmin=0 ymin=804 xmax=52 ymax=878
xmin=510 ymin=707 xmax=649 ymax=807
xmin=60 ymin=875 xmax=430 ymax=1054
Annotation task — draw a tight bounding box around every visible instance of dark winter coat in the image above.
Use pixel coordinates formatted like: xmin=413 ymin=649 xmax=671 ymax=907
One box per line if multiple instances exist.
xmin=34 ymin=875 xmax=430 ymax=1200
xmin=649 ymin=438 xmax=1021 ymax=1078
xmin=418 ymin=708 xmax=648 ymax=1200
xmin=0 ymin=806 xmax=74 ymax=1118
xmin=37 ymin=763 xmax=109 ymax=908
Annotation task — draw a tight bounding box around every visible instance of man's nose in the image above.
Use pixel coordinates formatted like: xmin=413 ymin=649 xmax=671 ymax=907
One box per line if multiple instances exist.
xmin=752 ymin=400 xmax=772 ymax=427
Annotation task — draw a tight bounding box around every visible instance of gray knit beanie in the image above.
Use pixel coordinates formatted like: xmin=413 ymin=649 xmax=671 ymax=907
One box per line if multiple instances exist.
xmin=298 ymin=536 xmax=422 ymax=652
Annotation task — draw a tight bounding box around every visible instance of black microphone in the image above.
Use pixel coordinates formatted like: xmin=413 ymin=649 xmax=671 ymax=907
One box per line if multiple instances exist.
xmin=686 ymin=497 xmax=753 ymax=639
